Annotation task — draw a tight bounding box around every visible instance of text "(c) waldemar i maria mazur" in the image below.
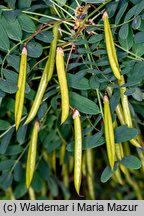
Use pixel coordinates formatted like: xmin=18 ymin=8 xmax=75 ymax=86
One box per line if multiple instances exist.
xmin=19 ymin=202 xmax=138 ymax=212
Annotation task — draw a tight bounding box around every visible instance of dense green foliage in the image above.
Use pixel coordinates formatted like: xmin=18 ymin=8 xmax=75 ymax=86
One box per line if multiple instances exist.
xmin=0 ymin=0 xmax=144 ymax=200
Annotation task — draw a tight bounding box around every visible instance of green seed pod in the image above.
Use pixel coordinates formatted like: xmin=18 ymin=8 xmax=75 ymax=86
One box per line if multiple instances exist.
xmin=26 ymin=120 xmax=40 ymax=188
xmin=51 ymin=150 xmax=56 ymax=173
xmin=113 ymin=168 xmax=123 ymax=185
xmin=25 ymin=23 xmax=59 ymax=125
xmin=60 ymin=143 xmax=66 ymax=165
xmin=106 ymin=86 xmax=126 ymax=125
xmin=15 ymin=47 xmax=27 ymax=130
xmin=86 ymin=149 xmax=95 ymax=200
xmin=104 ymin=95 xmax=115 ymax=170
xmin=86 ymin=149 xmax=93 ymax=177
xmin=118 ymin=76 xmax=141 ymax=148
xmin=69 ymin=156 xmax=74 ymax=173
xmin=62 ymin=163 xmax=69 ymax=188
xmin=73 ymin=109 xmax=82 ymax=195
xmin=82 ymin=152 xmax=86 ymax=177
xmin=118 ymin=75 xmax=133 ymax=128
xmin=102 ymin=11 xmax=121 ymax=80
xmin=86 ymin=174 xmax=95 ymax=200
xmin=56 ymin=47 xmax=69 ymax=124
xmin=107 ymin=86 xmax=141 ymax=148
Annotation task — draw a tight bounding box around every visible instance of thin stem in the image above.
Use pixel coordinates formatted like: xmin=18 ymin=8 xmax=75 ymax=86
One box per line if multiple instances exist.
xmin=75 ymin=0 xmax=80 ymax=6
xmin=81 ymin=34 xmax=106 ymax=117
xmin=86 ymin=115 xmax=100 ymax=132
xmin=84 ymin=0 xmax=112 ymax=21
xmin=96 ymin=89 xmax=104 ymax=118
xmin=22 ymin=10 xmax=60 ymax=21
xmin=61 ymin=29 xmax=72 ymax=35
xmin=91 ymin=9 xmax=105 ymax=21
xmin=10 ymin=143 xmax=29 ymax=174
xmin=0 ymin=116 xmax=26 ymax=139
xmin=54 ymin=4 xmax=72 ymax=33
xmin=1 ymin=39 xmax=23 ymax=76
xmin=115 ymin=43 xmax=144 ymax=61
xmin=56 ymin=128 xmax=67 ymax=144
xmin=28 ymin=56 xmax=48 ymax=76
xmin=112 ymin=18 xmax=135 ymax=28
xmin=24 ymin=20 xmax=62 ymax=47
xmin=50 ymin=0 xmax=75 ymax=19
xmin=40 ymin=105 xmax=52 ymax=125
xmin=28 ymin=16 xmax=39 ymax=22
xmin=66 ymin=43 xmax=75 ymax=71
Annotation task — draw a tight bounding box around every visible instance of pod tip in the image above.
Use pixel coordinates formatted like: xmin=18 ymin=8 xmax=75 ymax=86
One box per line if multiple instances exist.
xmin=102 ymin=11 xmax=108 ymax=20
xmin=22 ymin=46 xmax=27 ymax=55
xmin=72 ymin=109 xmax=80 ymax=119
xmin=15 ymin=123 xmax=19 ymax=131
xmin=61 ymin=115 xmax=68 ymax=125
xmin=57 ymin=47 xmax=64 ymax=54
xmin=103 ymin=95 xmax=109 ymax=102
xmin=35 ymin=120 xmax=40 ymax=129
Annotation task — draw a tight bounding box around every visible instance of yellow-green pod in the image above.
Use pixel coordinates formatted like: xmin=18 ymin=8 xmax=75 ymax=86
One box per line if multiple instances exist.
xmin=51 ymin=150 xmax=56 ymax=173
xmin=123 ymin=142 xmax=131 ymax=156
xmin=86 ymin=174 xmax=95 ymax=200
xmin=130 ymin=138 xmax=141 ymax=148
xmin=113 ymin=168 xmax=123 ymax=185
xmin=115 ymin=104 xmax=126 ymax=125
xmin=118 ymin=76 xmax=141 ymax=148
xmin=104 ymin=95 xmax=115 ymax=170
xmin=113 ymin=120 xmax=124 ymax=160
xmin=107 ymin=86 xmax=141 ymax=147
xmin=73 ymin=109 xmax=82 ymax=195
xmin=60 ymin=143 xmax=66 ymax=165
xmin=15 ymin=47 xmax=27 ymax=130
xmin=25 ymin=23 xmax=59 ymax=125
xmin=26 ymin=120 xmax=40 ymax=188
xmin=137 ymin=149 xmax=144 ymax=173
xmin=28 ymin=187 xmax=36 ymax=200
xmin=86 ymin=149 xmax=93 ymax=177
xmin=69 ymin=156 xmax=74 ymax=173
xmin=118 ymin=75 xmax=133 ymax=128
xmin=86 ymin=149 xmax=95 ymax=199
xmin=115 ymin=143 xmax=124 ymax=160
xmin=102 ymin=11 xmax=121 ymax=80
xmin=82 ymin=152 xmax=86 ymax=176
xmin=107 ymin=22 xmax=119 ymax=67
xmin=119 ymin=163 xmax=128 ymax=175
xmin=62 ymin=164 xmax=69 ymax=188
xmin=62 ymin=163 xmax=70 ymax=200
xmin=106 ymin=86 xmax=125 ymax=125
xmin=6 ymin=187 xmax=15 ymax=200
xmin=56 ymin=47 xmax=69 ymax=124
